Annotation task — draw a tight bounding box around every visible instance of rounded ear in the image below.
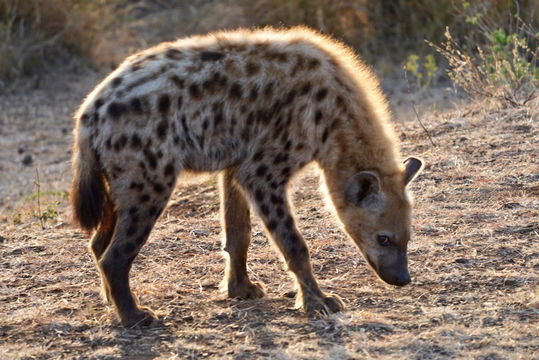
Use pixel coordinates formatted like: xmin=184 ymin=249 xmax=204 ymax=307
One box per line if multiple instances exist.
xmin=345 ymin=171 xmax=381 ymax=208
xmin=403 ymin=157 xmax=424 ymax=186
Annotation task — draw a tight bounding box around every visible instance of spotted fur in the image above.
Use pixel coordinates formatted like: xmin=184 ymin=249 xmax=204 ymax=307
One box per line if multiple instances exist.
xmin=71 ymin=26 xmax=423 ymax=326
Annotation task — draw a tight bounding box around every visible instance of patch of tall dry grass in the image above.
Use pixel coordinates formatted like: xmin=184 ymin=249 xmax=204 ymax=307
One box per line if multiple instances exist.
xmin=0 ymin=0 xmax=115 ymax=86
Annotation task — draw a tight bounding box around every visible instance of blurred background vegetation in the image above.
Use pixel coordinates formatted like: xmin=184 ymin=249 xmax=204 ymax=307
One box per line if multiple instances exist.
xmin=0 ymin=0 xmax=537 ymax=100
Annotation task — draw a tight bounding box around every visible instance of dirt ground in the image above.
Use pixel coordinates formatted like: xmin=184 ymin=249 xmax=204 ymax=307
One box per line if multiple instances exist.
xmin=0 ymin=66 xmax=538 ymax=359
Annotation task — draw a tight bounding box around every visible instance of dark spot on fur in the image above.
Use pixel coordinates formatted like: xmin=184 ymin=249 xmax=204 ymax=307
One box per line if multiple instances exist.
xmin=135 ymin=226 xmax=151 ymax=245
xmin=285 ymin=216 xmax=294 ymax=229
xmin=322 ymin=127 xmax=330 ymax=143
xmin=276 ymin=207 xmax=285 ymax=218
xmin=249 ymin=86 xmax=258 ymax=101
xmin=270 ymin=194 xmax=283 ymax=205
xmin=281 ymin=167 xmax=291 ymax=177
xmin=200 ymin=51 xmax=225 ymax=61
xmin=114 ymin=135 xmax=128 ymax=152
xmin=256 ymin=164 xmax=268 ymax=177
xmin=130 ymin=97 xmax=144 ymax=114
xmin=131 ymin=133 xmax=142 ymax=149
xmin=165 ymin=48 xmax=183 ymax=60
xmin=164 ymin=162 xmax=175 ymax=177
xmin=261 ymin=204 xmax=270 ymax=217
xmin=80 ymin=114 xmax=89 ymax=126
xmin=130 ymin=182 xmax=144 ymax=191
xmin=335 ymin=95 xmax=345 ymax=109
xmin=284 ymin=141 xmax=292 ymax=151
xmin=283 ymin=90 xmax=296 ymax=107
xmin=158 ymin=94 xmax=171 ymax=114
xmin=148 ymin=206 xmax=159 ymax=217
xmin=126 ymin=223 xmax=138 ymax=237
xmin=291 ymin=55 xmax=305 ymax=76
xmin=153 ymin=183 xmax=164 ymax=194
xmin=108 ymin=102 xmax=127 ymax=119
xmin=273 ymin=125 xmax=283 ymax=138
xmin=273 ymin=153 xmax=289 ymax=164
xmin=329 ymin=118 xmax=339 ymax=132
xmin=170 ymin=75 xmax=185 ymax=88
xmin=253 ymin=150 xmax=264 ymax=162
xmin=264 ymin=82 xmax=274 ymax=97
xmin=229 ymin=82 xmax=242 ymax=99
xmin=268 ymin=219 xmax=278 ymax=231
xmin=95 ymin=98 xmax=104 ymax=110
xmin=143 ymin=149 xmax=158 ymax=170
xmin=189 ymin=83 xmax=201 ymax=99
xmin=245 ymin=61 xmax=260 ymax=76
xmin=255 ymin=188 xmax=264 ymax=202
xmin=314 ymin=110 xmax=323 ymax=124
xmin=315 ymin=88 xmax=328 ymax=102
xmin=214 ymin=111 xmax=224 ymax=127
xmin=111 ymin=77 xmax=123 ymax=87
xmin=296 ymin=143 xmax=305 ymax=151
xmin=156 ymin=120 xmax=169 ymax=139
xmin=307 ymin=58 xmax=321 ymax=69
xmin=299 ymin=82 xmax=311 ymax=96
xmin=140 ymin=194 xmax=150 ymax=203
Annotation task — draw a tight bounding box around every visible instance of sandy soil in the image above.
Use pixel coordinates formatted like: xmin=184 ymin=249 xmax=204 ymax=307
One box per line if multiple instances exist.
xmin=0 ymin=68 xmax=538 ymax=359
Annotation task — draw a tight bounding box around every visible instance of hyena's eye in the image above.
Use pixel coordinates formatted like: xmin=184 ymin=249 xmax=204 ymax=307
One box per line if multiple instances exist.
xmin=377 ymin=234 xmax=392 ymax=247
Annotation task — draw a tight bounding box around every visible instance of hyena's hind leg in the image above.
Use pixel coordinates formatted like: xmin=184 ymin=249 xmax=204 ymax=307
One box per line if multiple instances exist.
xmin=99 ymin=175 xmax=176 ymax=327
xmin=89 ymin=196 xmax=117 ymax=303
xmin=89 ymin=196 xmax=117 ymax=261
xmin=220 ymin=169 xmax=265 ymax=299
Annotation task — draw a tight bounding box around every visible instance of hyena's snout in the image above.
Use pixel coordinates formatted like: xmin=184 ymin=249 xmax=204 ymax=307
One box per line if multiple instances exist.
xmin=369 ymin=250 xmax=411 ymax=287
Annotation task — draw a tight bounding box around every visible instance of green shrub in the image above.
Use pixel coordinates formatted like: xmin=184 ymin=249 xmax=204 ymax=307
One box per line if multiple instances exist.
xmin=405 ymin=53 xmax=439 ymax=88
xmin=431 ymin=20 xmax=538 ymax=105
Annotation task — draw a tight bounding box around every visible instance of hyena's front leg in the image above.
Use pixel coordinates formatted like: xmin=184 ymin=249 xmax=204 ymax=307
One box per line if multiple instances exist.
xmin=220 ymin=169 xmax=265 ymax=299
xmin=236 ymin=169 xmax=344 ymax=315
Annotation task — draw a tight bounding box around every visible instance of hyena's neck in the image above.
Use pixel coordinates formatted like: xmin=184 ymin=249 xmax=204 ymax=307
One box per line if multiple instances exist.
xmin=317 ymin=108 xmax=403 ymax=209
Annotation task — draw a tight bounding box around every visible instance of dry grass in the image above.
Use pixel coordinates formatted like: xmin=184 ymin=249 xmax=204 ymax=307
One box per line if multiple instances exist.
xmin=0 ymin=67 xmax=537 ymax=358
xmin=0 ymin=0 xmax=117 ymax=88
xmin=3 ymin=0 xmax=537 ymax=86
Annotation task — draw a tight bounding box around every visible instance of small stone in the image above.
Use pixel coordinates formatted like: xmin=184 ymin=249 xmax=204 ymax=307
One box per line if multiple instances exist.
xmin=22 ymin=154 xmax=33 ymax=166
xmin=282 ymin=289 xmax=297 ymax=298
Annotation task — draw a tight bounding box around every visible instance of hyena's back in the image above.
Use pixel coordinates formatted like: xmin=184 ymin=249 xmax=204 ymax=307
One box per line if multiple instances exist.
xmin=73 ymin=27 xmax=370 ymax=230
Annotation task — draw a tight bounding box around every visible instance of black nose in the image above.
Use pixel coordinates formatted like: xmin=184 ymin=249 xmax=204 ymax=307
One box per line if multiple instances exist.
xmin=394 ymin=273 xmax=411 ymax=286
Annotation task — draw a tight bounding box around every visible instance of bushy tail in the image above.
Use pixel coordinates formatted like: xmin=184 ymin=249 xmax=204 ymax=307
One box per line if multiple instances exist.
xmin=70 ymin=134 xmax=107 ymax=232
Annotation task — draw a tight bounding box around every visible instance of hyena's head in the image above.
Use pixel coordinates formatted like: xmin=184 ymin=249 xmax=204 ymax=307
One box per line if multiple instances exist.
xmin=338 ymin=157 xmax=423 ymax=286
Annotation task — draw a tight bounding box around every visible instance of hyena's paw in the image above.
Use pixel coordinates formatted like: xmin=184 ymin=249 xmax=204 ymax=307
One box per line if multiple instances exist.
xmin=300 ymin=293 xmax=345 ymax=315
xmin=120 ymin=306 xmax=158 ymax=327
xmin=228 ymin=280 xmax=265 ymax=300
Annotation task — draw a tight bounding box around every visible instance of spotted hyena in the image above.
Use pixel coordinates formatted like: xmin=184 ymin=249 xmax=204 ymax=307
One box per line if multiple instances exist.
xmin=71 ymin=27 xmax=424 ymax=326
